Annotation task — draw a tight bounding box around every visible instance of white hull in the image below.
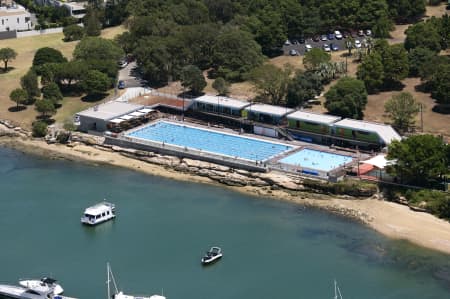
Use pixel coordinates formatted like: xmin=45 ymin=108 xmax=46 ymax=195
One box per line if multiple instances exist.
xmin=114 ymin=291 xmax=166 ymax=299
xmin=201 ymin=253 xmax=223 ymax=264
xmin=81 ymin=214 xmax=115 ymax=225
xmin=0 ymin=284 xmax=76 ymax=299
xmin=18 ymin=281 xmax=63 ymax=295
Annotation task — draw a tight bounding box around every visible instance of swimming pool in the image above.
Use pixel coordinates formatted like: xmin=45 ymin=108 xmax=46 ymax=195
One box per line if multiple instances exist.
xmin=126 ymin=121 xmax=293 ymax=161
xmin=279 ymin=148 xmax=353 ymax=172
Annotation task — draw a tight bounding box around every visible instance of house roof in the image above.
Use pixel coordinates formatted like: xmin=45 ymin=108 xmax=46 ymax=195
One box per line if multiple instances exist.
xmin=194 ymin=95 xmax=251 ymax=110
xmin=245 ymin=104 xmax=294 ymax=117
xmin=361 ymin=155 xmax=389 ymax=169
xmin=287 ymin=110 xmax=341 ymax=125
xmin=334 ymin=119 xmax=401 ymax=145
xmin=76 ymin=102 xmax=144 ymax=121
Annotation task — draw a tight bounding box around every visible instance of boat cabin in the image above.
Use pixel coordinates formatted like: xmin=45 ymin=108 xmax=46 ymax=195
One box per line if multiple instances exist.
xmin=81 ymin=201 xmax=116 ymax=226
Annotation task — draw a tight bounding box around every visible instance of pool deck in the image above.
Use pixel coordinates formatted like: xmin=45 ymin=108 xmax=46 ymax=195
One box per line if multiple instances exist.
xmin=107 ymin=118 xmax=368 ymax=179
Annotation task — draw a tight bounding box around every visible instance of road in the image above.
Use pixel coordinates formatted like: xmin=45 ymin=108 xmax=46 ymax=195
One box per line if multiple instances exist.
xmin=117 ymin=61 xmax=147 ymax=88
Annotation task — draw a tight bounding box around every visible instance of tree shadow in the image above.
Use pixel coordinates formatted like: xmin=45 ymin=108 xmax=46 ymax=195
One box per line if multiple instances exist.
xmin=25 ymin=98 xmax=37 ymax=105
xmin=8 ymin=105 xmax=26 ymax=112
xmin=381 ymin=80 xmax=405 ymax=92
xmin=36 ymin=115 xmax=55 ymax=125
xmin=60 ymin=84 xmax=84 ymax=97
xmin=177 ymin=90 xmax=204 ymax=99
xmin=432 ymin=105 xmax=450 ymax=115
xmin=81 ymin=93 xmax=108 ymax=102
xmin=0 ymin=67 xmax=15 ymax=74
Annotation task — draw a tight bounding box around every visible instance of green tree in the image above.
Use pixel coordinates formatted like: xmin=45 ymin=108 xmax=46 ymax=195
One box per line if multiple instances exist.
xmin=84 ymin=7 xmax=102 ymax=36
xmin=382 ymin=44 xmax=409 ymax=85
xmin=248 ymin=64 xmax=292 ymax=105
xmin=324 ymin=77 xmax=368 ymax=119
xmin=20 ymin=70 xmax=41 ymax=102
xmin=82 ymin=70 xmax=111 ymax=95
xmin=180 ymin=65 xmax=206 ymax=95
xmin=63 ymin=24 xmax=85 ymax=41
xmin=384 ymin=92 xmax=420 ymax=132
xmin=0 ymin=47 xmax=17 ymax=72
xmin=357 ymin=52 xmax=384 ymax=93
xmin=32 ymin=47 xmax=67 ymax=72
xmin=388 ymin=0 xmax=426 ymax=23
xmin=372 ymin=14 xmax=393 ymax=38
xmin=387 ymin=135 xmax=448 ymax=185
xmin=303 ymin=48 xmax=331 ymax=71
xmin=429 ymin=61 xmax=450 ymax=105
xmin=408 ymin=47 xmax=437 ymax=77
xmin=286 ymin=71 xmax=323 ymax=108
xmin=405 ymin=21 xmax=442 ymax=52
xmin=212 ymin=28 xmax=264 ymax=81
xmin=32 ymin=121 xmax=48 ymax=137
xmin=35 ymin=99 xmax=56 ymax=118
xmin=212 ymin=77 xmax=230 ymax=96
xmin=73 ymin=37 xmax=124 ymax=62
xmin=9 ymin=88 xmax=28 ymax=111
xmin=42 ymin=82 xmax=63 ymax=106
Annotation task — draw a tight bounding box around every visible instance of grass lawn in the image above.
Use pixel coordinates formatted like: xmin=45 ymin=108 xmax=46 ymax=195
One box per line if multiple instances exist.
xmin=0 ymin=26 xmax=126 ymax=129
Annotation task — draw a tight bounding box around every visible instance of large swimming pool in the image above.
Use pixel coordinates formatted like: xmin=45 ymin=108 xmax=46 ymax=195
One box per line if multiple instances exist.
xmin=126 ymin=121 xmax=293 ymax=161
xmin=279 ymin=148 xmax=353 ymax=172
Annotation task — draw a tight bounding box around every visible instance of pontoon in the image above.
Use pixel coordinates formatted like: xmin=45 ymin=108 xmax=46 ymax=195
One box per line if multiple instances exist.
xmin=81 ymin=201 xmax=115 ymax=225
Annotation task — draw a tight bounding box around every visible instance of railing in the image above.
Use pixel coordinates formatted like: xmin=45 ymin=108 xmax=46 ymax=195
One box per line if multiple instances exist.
xmin=116 ymin=134 xmax=268 ymax=171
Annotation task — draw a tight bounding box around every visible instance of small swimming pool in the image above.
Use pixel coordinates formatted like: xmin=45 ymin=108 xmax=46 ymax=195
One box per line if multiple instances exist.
xmin=279 ymin=148 xmax=353 ymax=172
xmin=126 ymin=121 xmax=293 ymax=161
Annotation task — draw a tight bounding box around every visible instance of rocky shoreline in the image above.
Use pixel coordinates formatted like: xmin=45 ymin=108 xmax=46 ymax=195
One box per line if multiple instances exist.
xmin=2 ymin=121 xmax=450 ymax=255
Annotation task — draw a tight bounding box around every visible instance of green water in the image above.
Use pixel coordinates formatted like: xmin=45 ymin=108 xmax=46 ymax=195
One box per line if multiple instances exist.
xmin=0 ymin=147 xmax=449 ymax=299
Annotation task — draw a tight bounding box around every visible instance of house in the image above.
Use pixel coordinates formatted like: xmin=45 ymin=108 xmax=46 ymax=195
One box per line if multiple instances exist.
xmin=0 ymin=2 xmax=32 ymax=32
xmin=193 ymin=95 xmax=251 ymax=117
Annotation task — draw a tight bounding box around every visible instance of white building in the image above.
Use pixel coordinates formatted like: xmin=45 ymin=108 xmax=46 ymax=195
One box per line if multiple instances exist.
xmin=0 ymin=3 xmax=32 ymax=32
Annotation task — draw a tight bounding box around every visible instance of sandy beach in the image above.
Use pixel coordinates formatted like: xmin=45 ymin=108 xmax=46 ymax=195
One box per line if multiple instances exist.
xmin=1 ymin=135 xmax=450 ymax=256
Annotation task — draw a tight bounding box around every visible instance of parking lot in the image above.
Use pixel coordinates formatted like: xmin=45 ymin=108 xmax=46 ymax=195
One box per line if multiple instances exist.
xmin=282 ymin=32 xmax=372 ymax=56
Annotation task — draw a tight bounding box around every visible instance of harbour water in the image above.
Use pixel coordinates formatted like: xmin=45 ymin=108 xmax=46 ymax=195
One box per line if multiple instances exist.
xmin=0 ymin=147 xmax=449 ymax=299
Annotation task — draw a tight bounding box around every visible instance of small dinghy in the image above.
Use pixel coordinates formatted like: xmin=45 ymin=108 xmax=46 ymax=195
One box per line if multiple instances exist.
xmin=201 ymin=247 xmax=223 ymax=265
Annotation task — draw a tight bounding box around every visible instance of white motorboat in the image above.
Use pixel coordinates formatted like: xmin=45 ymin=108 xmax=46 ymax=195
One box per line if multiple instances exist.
xmin=0 ymin=282 xmax=77 ymax=299
xmin=201 ymin=247 xmax=223 ymax=265
xmin=19 ymin=277 xmax=63 ymax=295
xmin=107 ymin=263 xmax=166 ymax=299
xmin=81 ymin=200 xmax=115 ymax=225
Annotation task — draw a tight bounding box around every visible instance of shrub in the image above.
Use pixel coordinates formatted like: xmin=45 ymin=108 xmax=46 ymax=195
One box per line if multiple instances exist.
xmin=32 ymin=121 xmax=48 ymax=137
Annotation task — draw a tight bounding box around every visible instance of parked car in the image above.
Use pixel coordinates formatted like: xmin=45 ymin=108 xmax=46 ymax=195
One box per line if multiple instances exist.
xmin=322 ymin=44 xmax=331 ymax=52
xmin=321 ymin=35 xmax=328 ymax=41
xmin=331 ymin=43 xmax=339 ymax=51
xmin=298 ymin=36 xmax=305 ymax=44
xmin=312 ymin=35 xmax=320 ymax=42
xmin=343 ymin=31 xmax=350 ymax=38
xmin=118 ymin=80 xmax=126 ymax=89
xmin=327 ymin=33 xmax=335 ymax=40
xmin=289 ymin=49 xmax=299 ymax=56
xmin=334 ymin=30 xmax=343 ymax=39
xmin=305 ymin=44 xmax=313 ymax=52
xmin=350 ymin=30 xmax=358 ymax=38
xmin=365 ymin=29 xmax=372 ymax=36
xmin=118 ymin=59 xmax=128 ymax=68
xmin=284 ymin=39 xmax=291 ymax=46
xmin=354 ymin=40 xmax=362 ymax=48
xmin=292 ymin=39 xmax=299 ymax=45
xmin=358 ymin=29 xmax=364 ymax=37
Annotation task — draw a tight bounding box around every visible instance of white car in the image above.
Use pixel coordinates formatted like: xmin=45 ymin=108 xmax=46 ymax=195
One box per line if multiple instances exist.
xmin=354 ymin=40 xmax=362 ymax=48
xmin=284 ymin=39 xmax=291 ymax=46
xmin=305 ymin=44 xmax=312 ymax=52
xmin=322 ymin=44 xmax=331 ymax=52
xmin=366 ymin=29 xmax=372 ymax=36
xmin=334 ymin=30 xmax=343 ymax=39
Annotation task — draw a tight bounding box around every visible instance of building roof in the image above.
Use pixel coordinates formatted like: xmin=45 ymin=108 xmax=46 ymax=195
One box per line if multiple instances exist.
xmin=287 ymin=110 xmax=341 ymax=125
xmin=0 ymin=5 xmax=28 ymax=17
xmin=76 ymin=102 xmax=144 ymax=121
xmin=194 ymin=95 xmax=251 ymax=110
xmin=361 ymin=155 xmax=389 ymax=169
xmin=84 ymin=202 xmax=114 ymax=216
xmin=245 ymin=104 xmax=294 ymax=117
xmin=334 ymin=119 xmax=401 ymax=145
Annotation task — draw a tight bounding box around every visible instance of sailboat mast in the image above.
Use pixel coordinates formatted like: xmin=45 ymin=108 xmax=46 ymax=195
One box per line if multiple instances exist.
xmin=107 ymin=263 xmax=111 ymax=299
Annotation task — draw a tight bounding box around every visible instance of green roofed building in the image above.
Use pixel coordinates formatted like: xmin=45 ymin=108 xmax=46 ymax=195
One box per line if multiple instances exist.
xmin=332 ymin=119 xmax=401 ymax=149
xmin=193 ymin=95 xmax=251 ymax=117
xmin=286 ymin=111 xmax=341 ymax=143
xmin=244 ymin=104 xmax=294 ymax=125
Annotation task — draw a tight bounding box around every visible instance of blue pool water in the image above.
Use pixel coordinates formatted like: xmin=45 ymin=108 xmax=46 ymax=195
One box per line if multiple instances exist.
xmin=279 ymin=148 xmax=353 ymax=171
xmin=126 ymin=121 xmax=293 ymax=161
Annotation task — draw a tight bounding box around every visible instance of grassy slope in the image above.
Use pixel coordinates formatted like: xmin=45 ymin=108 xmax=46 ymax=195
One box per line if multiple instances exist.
xmin=0 ymin=25 xmax=126 ymax=129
